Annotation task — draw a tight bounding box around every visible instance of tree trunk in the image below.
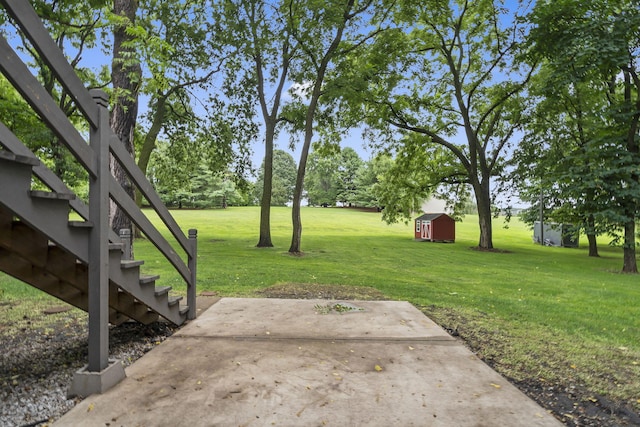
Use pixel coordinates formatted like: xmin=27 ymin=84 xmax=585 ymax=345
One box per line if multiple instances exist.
xmin=135 ymin=93 xmax=167 ymax=206
xmin=110 ymin=0 xmax=141 ymax=237
xmin=288 ymin=4 xmax=350 ymax=254
xmin=586 ymin=214 xmax=599 ymax=257
xmin=137 ymin=95 xmax=166 ymax=177
xmin=257 ymin=121 xmax=275 ymax=247
xmin=289 ymin=93 xmax=320 ymax=254
xmin=289 ymin=132 xmax=312 ymax=253
xmin=622 ymin=219 xmax=638 ymax=273
xmin=587 ymin=233 xmax=599 ymax=257
xmin=473 ymin=180 xmax=493 ymax=249
xmin=620 ymin=70 xmax=638 ymax=273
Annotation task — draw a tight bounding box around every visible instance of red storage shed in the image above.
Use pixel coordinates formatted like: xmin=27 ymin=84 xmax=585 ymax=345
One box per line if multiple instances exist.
xmin=414 ymin=213 xmax=455 ymax=242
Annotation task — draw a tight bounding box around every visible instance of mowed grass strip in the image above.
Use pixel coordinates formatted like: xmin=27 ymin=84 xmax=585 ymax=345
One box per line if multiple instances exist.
xmin=1 ymin=206 xmax=638 ymax=409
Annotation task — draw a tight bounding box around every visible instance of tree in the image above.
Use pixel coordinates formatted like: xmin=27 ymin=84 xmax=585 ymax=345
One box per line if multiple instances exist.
xmin=285 ymin=0 xmax=389 ymax=254
xmin=1 ymin=0 xmax=109 ymax=192
xmin=346 ymin=0 xmax=534 ymax=249
xmin=216 ymin=0 xmax=298 ymax=247
xmin=150 ymin=140 xmax=245 ymax=209
xmin=253 ymin=149 xmax=297 ymax=206
xmin=352 ymin=154 xmax=392 ymax=208
xmin=509 ymin=67 xmax=608 ymax=257
xmin=335 ymin=147 xmax=363 ymax=206
xmin=305 ymin=150 xmax=340 ymax=206
xmin=0 ymin=76 xmax=50 ymax=154
xmin=109 ymin=0 xmax=142 ymax=234
xmin=526 ymin=0 xmax=640 ymax=272
xmin=133 ymin=0 xmax=247 ymax=196
xmin=148 ymin=136 xmax=202 ymax=206
xmin=374 ymin=139 xmax=470 ymax=224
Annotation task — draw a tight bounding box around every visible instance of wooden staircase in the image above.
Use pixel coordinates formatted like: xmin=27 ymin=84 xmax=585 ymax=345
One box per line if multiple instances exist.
xmin=0 ymin=129 xmax=189 ymax=327
xmin=0 ymin=0 xmax=198 ymax=396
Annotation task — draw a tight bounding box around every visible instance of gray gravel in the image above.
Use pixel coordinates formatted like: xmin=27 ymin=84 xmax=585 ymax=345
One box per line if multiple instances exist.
xmin=0 ymin=315 xmax=176 ymax=427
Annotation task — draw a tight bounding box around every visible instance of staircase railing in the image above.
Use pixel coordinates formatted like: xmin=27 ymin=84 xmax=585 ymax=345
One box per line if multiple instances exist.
xmin=0 ymin=0 xmax=197 ymax=378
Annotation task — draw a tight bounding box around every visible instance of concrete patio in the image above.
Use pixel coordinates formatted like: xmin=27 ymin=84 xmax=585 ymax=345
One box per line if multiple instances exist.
xmin=54 ymin=298 xmax=562 ymax=426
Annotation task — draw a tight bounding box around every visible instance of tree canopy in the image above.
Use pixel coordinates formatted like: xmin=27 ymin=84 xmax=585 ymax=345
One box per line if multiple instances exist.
xmin=253 ymin=149 xmax=297 ymax=206
xmin=521 ymin=0 xmax=640 ymax=272
xmin=338 ymin=0 xmax=534 ymax=249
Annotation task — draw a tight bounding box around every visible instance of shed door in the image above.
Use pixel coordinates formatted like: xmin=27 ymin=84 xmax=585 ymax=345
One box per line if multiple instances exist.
xmin=421 ymin=220 xmax=431 ymax=239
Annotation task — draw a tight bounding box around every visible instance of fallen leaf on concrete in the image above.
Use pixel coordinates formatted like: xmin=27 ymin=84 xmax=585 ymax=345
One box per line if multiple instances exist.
xmin=374 ymin=365 xmax=383 ymax=372
xmin=87 ymin=403 xmax=95 ymax=412
xmin=490 ymin=383 xmax=501 ymax=389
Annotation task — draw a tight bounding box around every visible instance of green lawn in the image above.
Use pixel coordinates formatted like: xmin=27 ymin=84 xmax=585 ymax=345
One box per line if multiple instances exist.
xmin=1 ymin=206 xmax=639 ymax=412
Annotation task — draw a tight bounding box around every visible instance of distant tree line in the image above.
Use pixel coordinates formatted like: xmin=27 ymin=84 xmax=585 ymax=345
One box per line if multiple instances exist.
xmin=244 ymin=147 xmax=393 ymax=209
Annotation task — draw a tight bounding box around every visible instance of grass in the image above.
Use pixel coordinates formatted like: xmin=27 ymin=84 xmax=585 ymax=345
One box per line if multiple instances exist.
xmin=1 ymin=206 xmax=639 ymax=410
xmin=0 ymin=277 xmax=88 ymax=335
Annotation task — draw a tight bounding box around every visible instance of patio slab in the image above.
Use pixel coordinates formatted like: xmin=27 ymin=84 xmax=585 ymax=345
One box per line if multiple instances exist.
xmin=54 ymin=298 xmax=562 ymax=426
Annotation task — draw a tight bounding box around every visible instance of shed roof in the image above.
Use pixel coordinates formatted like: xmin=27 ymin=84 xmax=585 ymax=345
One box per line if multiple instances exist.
xmin=415 ymin=213 xmax=451 ymax=221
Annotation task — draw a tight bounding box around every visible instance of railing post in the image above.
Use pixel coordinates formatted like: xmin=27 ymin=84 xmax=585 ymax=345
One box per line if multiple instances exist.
xmin=188 ymin=229 xmax=197 ymax=320
xmin=119 ymin=228 xmax=132 ymax=260
xmin=69 ymin=89 xmax=125 ymax=398
xmin=87 ymin=89 xmax=111 ymax=372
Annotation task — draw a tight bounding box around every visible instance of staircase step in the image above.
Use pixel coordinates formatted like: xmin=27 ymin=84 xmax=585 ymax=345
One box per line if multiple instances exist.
xmin=0 ymin=249 xmax=85 ymax=312
xmin=154 ymin=286 xmax=171 ymax=297
xmin=0 ymin=149 xmax=39 ymax=166
xmin=139 ymin=274 xmax=160 ymax=285
xmin=0 ymin=162 xmax=90 ymax=262
xmin=68 ymin=220 xmax=93 ymax=228
xmin=168 ymin=296 xmax=183 ymax=306
xmin=179 ymin=306 xmax=190 ymax=316
xmin=30 ymin=190 xmax=75 ymax=201
xmin=121 ymin=259 xmax=144 ymax=269
xmin=0 ymin=155 xmax=37 ymax=193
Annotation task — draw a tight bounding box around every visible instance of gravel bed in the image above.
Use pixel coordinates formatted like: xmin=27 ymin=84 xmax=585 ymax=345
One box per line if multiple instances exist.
xmin=0 ymin=316 xmax=177 ymax=427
